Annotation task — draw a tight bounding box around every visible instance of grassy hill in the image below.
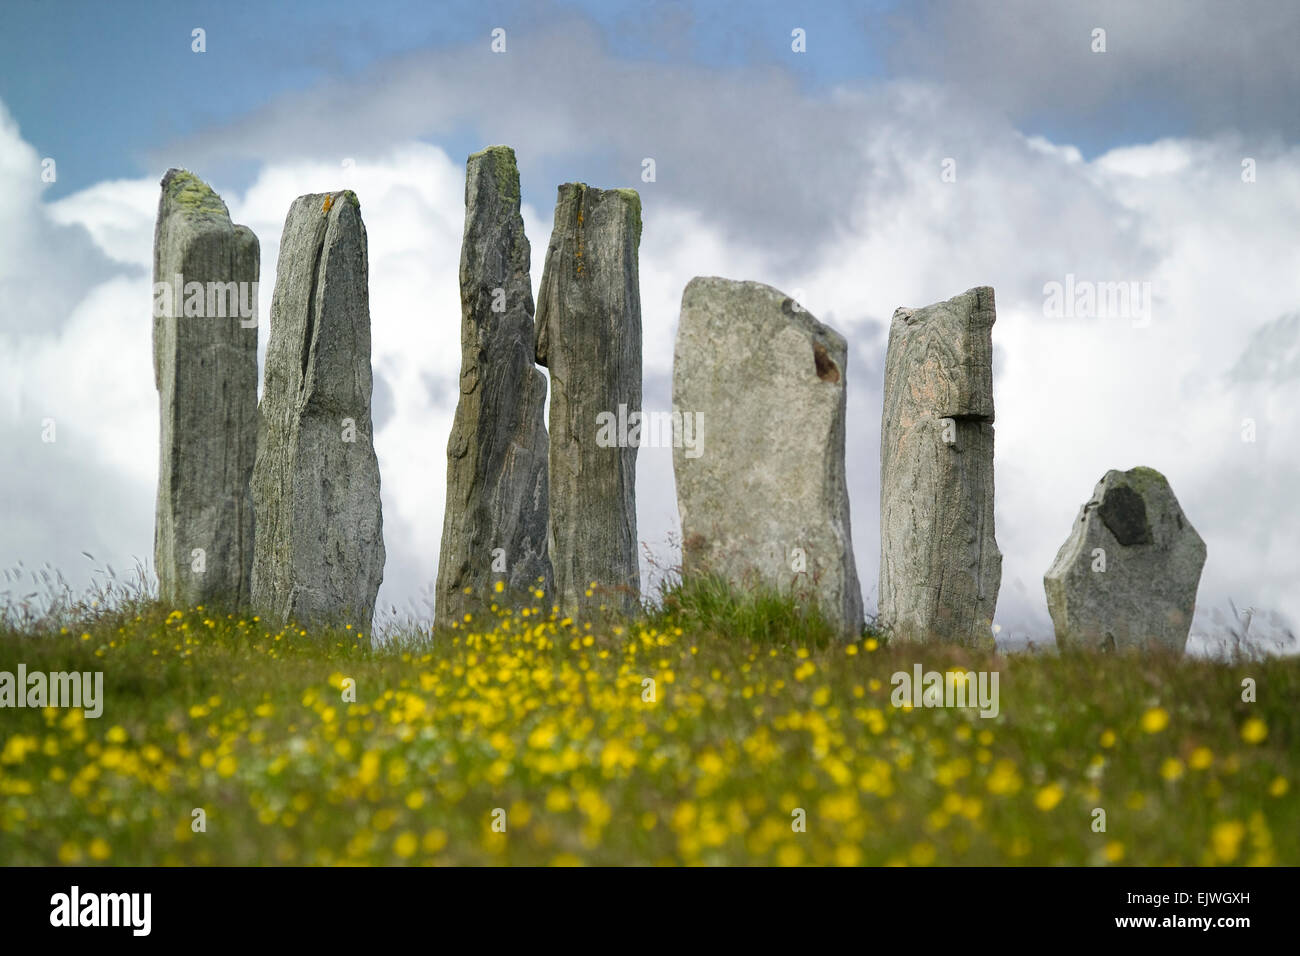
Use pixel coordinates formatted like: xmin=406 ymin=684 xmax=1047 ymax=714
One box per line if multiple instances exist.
xmin=0 ymin=582 xmax=1294 ymax=865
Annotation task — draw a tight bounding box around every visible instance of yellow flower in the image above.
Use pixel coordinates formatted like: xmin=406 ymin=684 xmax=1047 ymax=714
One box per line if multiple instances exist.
xmin=1104 ymin=841 xmax=1125 ymax=862
xmin=1034 ymin=783 xmax=1064 ymax=811
xmin=393 ymin=831 xmax=418 ymax=859
xmin=57 ymin=842 xmax=82 ymax=864
xmin=1240 ymin=718 xmax=1267 ymax=744
xmin=1268 ymin=776 xmax=1288 ymax=797
xmin=358 ymin=750 xmax=380 ymax=785
xmin=1188 ymin=746 xmax=1213 ymax=770
xmin=1140 ymin=708 xmax=1169 ymax=734
xmin=1210 ymin=821 xmax=1245 ymax=862
xmin=1099 ymin=729 xmax=1116 ymax=748
xmin=88 ymin=837 xmax=111 ymax=861
xmin=1160 ymin=758 xmax=1184 ymax=781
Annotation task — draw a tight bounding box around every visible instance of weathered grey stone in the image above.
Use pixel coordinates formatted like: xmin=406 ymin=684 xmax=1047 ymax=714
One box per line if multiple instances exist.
xmin=879 ymin=286 xmax=1001 ymax=647
xmin=673 ymin=277 xmax=864 ymax=639
xmin=534 ymin=183 xmax=642 ymax=616
xmin=1045 ymin=466 xmax=1206 ymax=653
xmin=436 ymin=147 xmax=552 ymax=627
xmin=152 ymin=169 xmax=259 ymax=609
xmin=251 ymin=190 xmax=384 ymax=632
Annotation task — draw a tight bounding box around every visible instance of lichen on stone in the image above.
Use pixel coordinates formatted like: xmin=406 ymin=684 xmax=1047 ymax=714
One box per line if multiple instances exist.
xmin=470 ymin=146 xmax=520 ymax=206
xmin=612 ymin=188 xmax=642 ymax=245
xmin=163 ymin=168 xmax=229 ymax=220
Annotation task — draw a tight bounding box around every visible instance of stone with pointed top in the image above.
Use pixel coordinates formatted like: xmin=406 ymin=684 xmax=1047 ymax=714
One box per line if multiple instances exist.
xmin=152 ymin=168 xmax=259 ymax=609
xmin=251 ymin=189 xmax=384 ymax=632
xmin=879 ymin=286 xmax=1001 ymax=646
xmin=436 ymin=146 xmax=552 ymax=627
xmin=1045 ymin=466 xmax=1206 ymax=653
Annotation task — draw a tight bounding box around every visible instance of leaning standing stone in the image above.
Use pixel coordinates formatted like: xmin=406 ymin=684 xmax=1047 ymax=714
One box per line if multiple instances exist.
xmin=436 ymin=146 xmax=552 ymax=627
xmin=1044 ymin=466 xmax=1206 ymax=653
xmin=251 ymin=190 xmax=385 ymax=632
xmin=534 ymin=183 xmax=642 ymax=616
xmin=152 ymin=169 xmax=259 ymax=610
xmin=879 ymin=286 xmax=1001 ymax=646
xmin=674 ymin=278 xmax=864 ymax=639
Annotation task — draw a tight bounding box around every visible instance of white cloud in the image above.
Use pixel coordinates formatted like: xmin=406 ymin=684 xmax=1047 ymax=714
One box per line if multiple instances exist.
xmin=3 ymin=73 xmax=1298 ymax=650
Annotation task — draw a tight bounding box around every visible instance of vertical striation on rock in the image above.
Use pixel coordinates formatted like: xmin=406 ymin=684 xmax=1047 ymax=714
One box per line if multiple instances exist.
xmin=879 ymin=286 xmax=1001 ymax=646
xmin=1045 ymin=466 xmax=1206 ymax=653
xmin=251 ymin=190 xmax=384 ymax=632
xmin=534 ymin=183 xmax=642 ymax=616
xmin=673 ymin=278 xmax=864 ymax=639
xmin=152 ymin=168 xmax=259 ymax=610
xmin=436 ymin=146 xmax=552 ymax=627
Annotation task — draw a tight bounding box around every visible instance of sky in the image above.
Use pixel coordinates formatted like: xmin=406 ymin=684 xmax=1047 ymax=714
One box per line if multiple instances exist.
xmin=1 ymin=0 xmax=1298 ymax=651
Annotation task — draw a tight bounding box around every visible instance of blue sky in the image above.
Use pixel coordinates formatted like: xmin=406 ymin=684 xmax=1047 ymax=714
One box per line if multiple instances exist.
xmin=8 ymin=0 xmax=1288 ymax=200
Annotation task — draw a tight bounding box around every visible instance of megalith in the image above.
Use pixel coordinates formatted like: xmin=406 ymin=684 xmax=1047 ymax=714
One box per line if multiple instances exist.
xmin=1044 ymin=466 xmax=1206 ymax=653
xmin=673 ymin=277 xmax=864 ymax=639
xmin=879 ymin=286 xmax=1001 ymax=646
xmin=534 ymin=183 xmax=643 ymax=616
xmin=251 ymin=190 xmax=384 ymax=632
xmin=152 ymin=168 xmax=259 ymax=609
xmin=436 ymin=146 xmax=552 ymax=627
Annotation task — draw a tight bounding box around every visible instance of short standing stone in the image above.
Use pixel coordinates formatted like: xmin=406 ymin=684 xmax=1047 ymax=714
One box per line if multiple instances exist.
xmin=1044 ymin=466 xmax=1206 ymax=652
xmin=436 ymin=146 xmax=552 ymax=627
xmin=879 ymin=286 xmax=1001 ymax=646
xmin=251 ymin=190 xmax=385 ymax=632
xmin=673 ymin=277 xmax=864 ymax=639
xmin=152 ymin=169 xmax=259 ymax=609
xmin=534 ymin=183 xmax=642 ymax=616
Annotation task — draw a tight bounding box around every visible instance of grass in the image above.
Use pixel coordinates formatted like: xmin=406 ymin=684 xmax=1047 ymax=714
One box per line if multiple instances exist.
xmin=0 ymin=578 xmax=1295 ymax=866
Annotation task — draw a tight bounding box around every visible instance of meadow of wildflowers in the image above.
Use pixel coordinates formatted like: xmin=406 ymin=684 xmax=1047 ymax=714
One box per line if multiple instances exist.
xmin=0 ymin=584 xmax=1294 ymax=866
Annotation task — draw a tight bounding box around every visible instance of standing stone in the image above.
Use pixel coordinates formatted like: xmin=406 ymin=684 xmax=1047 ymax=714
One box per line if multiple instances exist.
xmin=436 ymin=147 xmax=552 ymax=627
xmin=251 ymin=190 xmax=384 ymax=632
xmin=534 ymin=183 xmax=642 ymax=616
xmin=879 ymin=286 xmax=1001 ymax=647
xmin=674 ymin=278 xmax=864 ymax=639
xmin=152 ymin=169 xmax=259 ymax=609
xmin=1045 ymin=467 xmax=1206 ymax=653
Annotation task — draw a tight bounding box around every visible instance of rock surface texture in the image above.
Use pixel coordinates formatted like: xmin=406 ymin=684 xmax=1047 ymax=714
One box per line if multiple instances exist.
xmin=1045 ymin=466 xmax=1206 ymax=653
xmin=436 ymin=147 xmax=552 ymax=627
xmin=152 ymin=169 xmax=259 ymax=609
xmin=879 ymin=286 xmax=1001 ymax=647
xmin=534 ymin=183 xmax=642 ymax=616
xmin=673 ymin=277 xmax=864 ymax=639
xmin=251 ymin=190 xmax=384 ymax=632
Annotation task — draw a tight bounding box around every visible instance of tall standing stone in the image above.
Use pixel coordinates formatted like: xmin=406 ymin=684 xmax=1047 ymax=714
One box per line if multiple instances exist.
xmin=152 ymin=169 xmax=259 ymax=609
xmin=534 ymin=183 xmax=642 ymax=616
xmin=674 ymin=278 xmax=864 ymax=639
xmin=879 ymin=286 xmax=1001 ymax=647
xmin=1045 ymin=466 xmax=1206 ymax=653
xmin=436 ymin=147 xmax=552 ymax=627
xmin=251 ymin=190 xmax=384 ymax=632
